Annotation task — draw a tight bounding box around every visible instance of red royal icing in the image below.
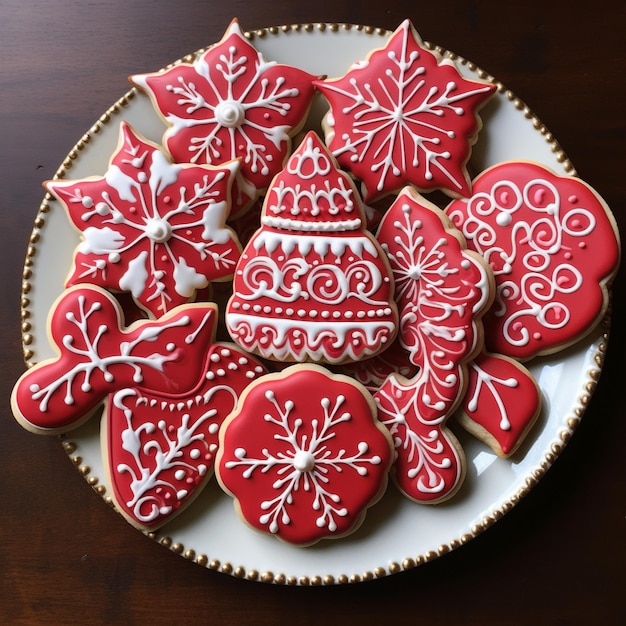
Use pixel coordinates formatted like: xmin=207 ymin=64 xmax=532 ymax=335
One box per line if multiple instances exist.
xmin=216 ymin=365 xmax=393 ymax=545
xmin=11 ymin=285 xmax=220 ymax=434
xmin=45 ymin=122 xmax=241 ymax=318
xmin=132 ymin=19 xmax=318 ymax=217
xmin=458 ymin=351 xmax=541 ymax=457
xmin=374 ymin=187 xmax=493 ymax=503
xmin=226 ymin=132 xmax=398 ymax=363
xmin=315 ymin=19 xmax=496 ymax=202
xmin=104 ymin=344 xmax=267 ymax=530
xmin=446 ymin=161 xmax=620 ymax=360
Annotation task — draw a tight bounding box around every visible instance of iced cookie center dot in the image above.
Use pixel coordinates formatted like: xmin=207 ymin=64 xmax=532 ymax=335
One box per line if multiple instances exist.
xmin=293 ymin=449 xmax=316 ymax=472
xmin=215 ymin=100 xmax=245 ymax=128
xmin=145 ymin=218 xmax=172 ymax=243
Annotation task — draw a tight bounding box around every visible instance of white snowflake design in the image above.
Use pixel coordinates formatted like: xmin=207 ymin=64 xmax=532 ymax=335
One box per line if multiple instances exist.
xmin=316 ymin=19 xmax=495 ymax=199
xmin=224 ymin=389 xmax=383 ymax=535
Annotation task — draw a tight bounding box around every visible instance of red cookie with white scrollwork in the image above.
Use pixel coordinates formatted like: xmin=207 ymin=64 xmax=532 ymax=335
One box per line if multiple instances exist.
xmin=103 ymin=344 xmax=267 ymax=530
xmin=446 ymin=161 xmax=620 ymax=360
xmin=226 ymin=131 xmax=398 ymax=364
xmin=215 ymin=364 xmax=394 ymax=546
xmin=374 ymin=187 xmax=493 ymax=503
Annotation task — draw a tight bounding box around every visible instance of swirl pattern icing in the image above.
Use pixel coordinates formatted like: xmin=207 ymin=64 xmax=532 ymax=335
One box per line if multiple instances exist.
xmin=446 ymin=161 xmax=620 ymax=359
xmin=226 ymin=132 xmax=398 ymax=363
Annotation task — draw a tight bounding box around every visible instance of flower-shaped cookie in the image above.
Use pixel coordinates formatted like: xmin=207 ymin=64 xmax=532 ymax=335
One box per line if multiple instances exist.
xmin=446 ymin=161 xmax=621 ymax=360
xmin=45 ymin=122 xmax=241 ymax=318
xmin=216 ymin=365 xmax=394 ymax=545
xmin=315 ymin=19 xmax=496 ymax=202
xmin=131 ymin=19 xmax=318 ymax=216
xmin=374 ymin=188 xmax=492 ymax=503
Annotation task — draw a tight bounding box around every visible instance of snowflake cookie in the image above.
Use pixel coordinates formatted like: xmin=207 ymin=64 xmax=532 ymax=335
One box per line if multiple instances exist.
xmin=446 ymin=161 xmax=621 ymax=360
xmin=216 ymin=365 xmax=394 ymax=546
xmin=45 ymin=122 xmax=241 ymax=318
xmin=226 ymin=131 xmax=398 ymax=364
xmin=11 ymin=285 xmax=222 ymax=435
xmin=131 ymin=19 xmax=318 ymax=217
xmin=374 ymin=187 xmax=493 ymax=503
xmin=103 ymin=344 xmax=267 ymax=530
xmin=315 ymin=19 xmax=496 ymax=202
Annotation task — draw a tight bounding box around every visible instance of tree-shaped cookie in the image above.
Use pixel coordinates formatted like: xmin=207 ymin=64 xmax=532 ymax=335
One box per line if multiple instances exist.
xmin=226 ymin=131 xmax=398 ymax=364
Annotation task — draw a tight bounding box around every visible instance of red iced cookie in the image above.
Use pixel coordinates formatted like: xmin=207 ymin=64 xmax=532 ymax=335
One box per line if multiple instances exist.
xmin=226 ymin=132 xmax=398 ymax=363
xmin=457 ymin=351 xmax=541 ymax=458
xmin=446 ymin=161 xmax=620 ymax=360
xmin=45 ymin=122 xmax=241 ymax=318
xmin=216 ymin=365 xmax=394 ymax=546
xmin=374 ymin=187 xmax=493 ymax=503
xmin=315 ymin=19 xmax=495 ymax=202
xmin=11 ymin=285 xmax=220 ymax=434
xmin=103 ymin=344 xmax=267 ymax=530
xmin=131 ymin=19 xmax=318 ymax=217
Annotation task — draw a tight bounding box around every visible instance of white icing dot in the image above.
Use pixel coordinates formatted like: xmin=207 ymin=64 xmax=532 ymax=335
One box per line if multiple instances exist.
xmin=293 ymin=450 xmax=316 ymax=472
xmin=175 ymin=470 xmax=186 ymax=481
xmin=496 ymin=212 xmax=512 ymax=227
xmin=81 ymin=196 xmax=94 ymax=209
xmin=190 ymin=449 xmax=201 ymax=459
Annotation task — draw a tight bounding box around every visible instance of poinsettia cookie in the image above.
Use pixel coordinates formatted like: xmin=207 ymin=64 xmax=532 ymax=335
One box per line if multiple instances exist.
xmin=45 ymin=122 xmax=241 ymax=318
xmin=131 ymin=19 xmax=318 ymax=217
xmin=216 ymin=364 xmax=394 ymax=546
xmin=374 ymin=187 xmax=493 ymax=503
xmin=446 ymin=161 xmax=621 ymax=360
xmin=226 ymin=131 xmax=398 ymax=364
xmin=11 ymin=285 xmax=223 ymax=435
xmin=103 ymin=344 xmax=267 ymax=530
xmin=314 ymin=19 xmax=496 ymax=202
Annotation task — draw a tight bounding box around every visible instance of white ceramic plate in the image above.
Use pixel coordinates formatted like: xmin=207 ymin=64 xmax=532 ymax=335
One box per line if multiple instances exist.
xmin=21 ymin=23 xmax=606 ymax=585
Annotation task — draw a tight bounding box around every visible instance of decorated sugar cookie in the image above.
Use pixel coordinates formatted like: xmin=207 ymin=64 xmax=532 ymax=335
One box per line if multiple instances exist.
xmin=103 ymin=344 xmax=267 ymax=530
xmin=315 ymin=19 xmax=496 ymax=202
xmin=45 ymin=122 xmax=241 ymax=318
xmin=11 ymin=285 xmax=221 ymax=434
xmin=374 ymin=187 xmax=493 ymax=503
xmin=216 ymin=365 xmax=394 ymax=546
xmin=226 ymin=131 xmax=398 ymax=364
xmin=446 ymin=161 xmax=621 ymax=360
xmin=457 ymin=351 xmax=541 ymax=458
xmin=131 ymin=19 xmax=318 ymax=217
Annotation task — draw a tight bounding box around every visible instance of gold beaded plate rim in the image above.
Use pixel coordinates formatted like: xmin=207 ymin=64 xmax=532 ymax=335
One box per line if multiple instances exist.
xmin=20 ymin=22 xmax=608 ymax=586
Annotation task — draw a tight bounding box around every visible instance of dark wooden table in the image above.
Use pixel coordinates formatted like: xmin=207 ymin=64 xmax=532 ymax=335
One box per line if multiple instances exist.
xmin=2 ymin=1 xmax=624 ymax=623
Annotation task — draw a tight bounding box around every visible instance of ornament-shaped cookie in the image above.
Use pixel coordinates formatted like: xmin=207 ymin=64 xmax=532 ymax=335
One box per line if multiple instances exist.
xmin=226 ymin=131 xmax=398 ymax=363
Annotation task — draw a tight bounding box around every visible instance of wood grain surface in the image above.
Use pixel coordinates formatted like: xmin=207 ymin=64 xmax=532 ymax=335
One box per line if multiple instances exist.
xmin=1 ymin=1 xmax=624 ymax=623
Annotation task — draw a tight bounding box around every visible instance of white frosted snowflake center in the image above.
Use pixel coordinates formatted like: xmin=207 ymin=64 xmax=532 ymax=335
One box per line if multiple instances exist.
xmin=145 ymin=218 xmax=173 ymax=243
xmin=215 ymin=100 xmax=246 ymax=128
xmin=293 ymin=449 xmax=316 ymax=473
